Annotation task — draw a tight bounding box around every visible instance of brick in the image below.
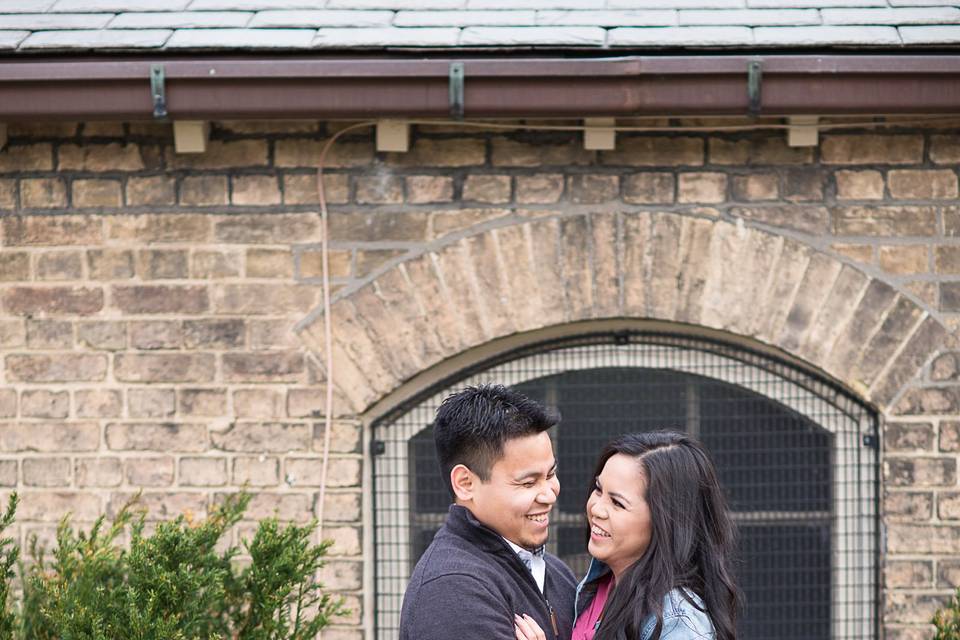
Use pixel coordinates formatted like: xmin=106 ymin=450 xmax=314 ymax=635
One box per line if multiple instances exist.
xmin=936 ymin=247 xmax=960 ymax=274
xmin=885 ymin=593 xmax=950 ymax=625
xmin=58 ymin=143 xmax=144 ymax=171
xmin=0 ymin=179 xmax=14 ymax=211
xmin=191 ymin=250 xmax=240 ymax=278
xmin=130 ymin=320 xmax=181 ymax=350
xmin=516 ymin=173 xmax=564 ymax=204
xmin=36 ymin=250 xmax=83 ymax=280
xmin=3 ymin=214 xmax=101 ymax=248
xmin=388 ymin=138 xmax=486 ymax=168
xmin=933 ymin=354 xmax=959 ymax=381
xmin=884 ymin=422 xmax=935 ymax=451
xmin=77 ymin=321 xmax=125 ymax=350
xmin=179 ymin=175 xmax=228 ymax=206
xmin=602 ymin=136 xmax=702 ymax=166
xmin=312 ymin=421 xmax=362 ymax=454
xmin=490 ymin=137 xmax=583 ymax=167
xmin=275 ymin=139 xmax=374 ymax=169
xmin=885 ymin=456 xmax=956 ymax=487
xmin=328 ymin=207 xmax=428 ymax=241
xmin=232 ymin=457 xmax=279 ymax=486
xmin=931 ymin=135 xmax=960 ymax=164
xmin=179 ymin=389 xmax=226 ymax=417
xmin=87 ymin=249 xmax=135 ymax=280
xmin=354 ymin=249 xmax=404 ymax=278
xmin=323 ymin=525 xmax=361 ymax=557
xmin=732 ymin=173 xmax=778 ymax=201
xmin=940 ymin=492 xmax=960 ymax=519
xmin=6 ymin=353 xmax=106 ymax=382
xmin=0 ymin=461 xmax=16 ymax=487
xmin=26 ymin=319 xmax=72 ymax=349
xmin=285 ymin=457 xmax=360 ymax=488
xmin=943 ymin=283 xmax=960 ymax=312
xmin=107 ymin=214 xmax=212 ymax=243
xmin=72 ymin=179 xmax=122 ymax=209
xmin=0 ymin=422 xmax=99 ymax=452
xmin=75 ymin=389 xmax=122 ymax=418
xmin=214 ymin=213 xmax=319 ymax=244
xmin=20 ymin=178 xmax=67 ymax=209
xmin=183 ymin=319 xmax=244 ymax=349
xmin=283 ymin=173 xmax=349 ymax=205
xmin=0 ymin=143 xmax=53 ymax=173
xmin=223 ymin=491 xmax=312 ymax=522
xmin=179 ymin=457 xmax=228 ymax=487
xmin=678 ymin=172 xmax=726 ymax=203
xmin=0 ymin=320 xmax=25 ymax=349
xmin=885 ymin=561 xmax=932 ymax=589
xmin=872 ymin=316 xmax=947 ymax=408
xmin=782 ymin=168 xmax=824 ymax=202
xmin=168 ymin=140 xmax=268 ymax=170
xmin=885 ymin=490 xmax=933 ymax=521
xmin=213 ymin=284 xmax=317 ymax=314
xmin=128 ymin=388 xmax=176 ymax=419
xmin=233 ymin=389 xmax=284 ymax=419
xmin=889 ymin=169 xmax=958 ymax=200
xmin=835 ymin=170 xmax=884 ymax=200
xmin=75 ymin=458 xmax=122 ymax=488
xmin=833 ymin=205 xmax=938 ymax=236
xmin=568 ymin=174 xmax=619 ymax=204
xmin=112 ymin=285 xmax=208 ymax=314
xmin=731 ymin=205 xmax=829 ymax=234
xmin=109 ymin=492 xmax=208 ymax=521
xmin=942 ymin=421 xmax=960 ymax=452
xmin=319 ymin=560 xmax=362 ymax=590
xmin=355 ymin=175 xmax=403 ymax=204
xmin=0 ymin=390 xmax=16 ymax=419
xmin=231 ymin=174 xmax=281 ymax=206
xmin=400 ymin=175 xmax=451 ymax=204
xmin=879 ymin=245 xmax=928 ymax=274
xmin=895 ymin=387 xmax=960 ymax=415
xmin=20 ymin=390 xmax=69 ymax=419
xmin=823 ymin=134 xmax=924 ymax=164
xmin=223 ymin=351 xmax=304 ymax=383
xmin=137 ymin=249 xmax=188 ymax=280
xmin=124 ymin=456 xmax=174 ymax=487
xmin=211 ymin=422 xmax=311 ymax=453
xmin=246 ymin=249 xmax=293 ymax=278
xmin=114 ymin=353 xmax=215 ymax=383
xmin=0 ymin=252 xmax=29 ymax=280
xmin=461 ymin=175 xmax=509 ymax=204
xmin=298 ymin=250 xmax=351 ymax=279
xmin=23 ymin=457 xmax=71 ymax=487
xmin=5 ymin=286 xmax=103 ymax=316
xmin=708 ymin=136 xmax=812 ymax=165
xmin=106 ymin=423 xmax=207 ymax=452
xmin=125 ymin=175 xmax=176 ymax=206
xmin=317 ymin=490 xmax=361 ymax=522
xmin=17 ymin=492 xmax=101 ymax=522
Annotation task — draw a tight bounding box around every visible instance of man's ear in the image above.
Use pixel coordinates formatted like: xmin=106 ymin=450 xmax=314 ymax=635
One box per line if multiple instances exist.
xmin=450 ymin=464 xmax=475 ymax=502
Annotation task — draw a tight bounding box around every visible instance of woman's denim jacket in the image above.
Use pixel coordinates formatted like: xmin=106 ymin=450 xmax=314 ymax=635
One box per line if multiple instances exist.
xmin=574 ymin=558 xmax=715 ymax=640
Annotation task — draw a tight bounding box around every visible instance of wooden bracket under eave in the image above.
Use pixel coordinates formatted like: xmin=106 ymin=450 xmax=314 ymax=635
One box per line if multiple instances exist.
xmin=584 ymin=118 xmax=616 ymax=150
xmin=787 ymin=116 xmax=818 ymax=147
xmin=173 ymin=120 xmax=209 ymax=154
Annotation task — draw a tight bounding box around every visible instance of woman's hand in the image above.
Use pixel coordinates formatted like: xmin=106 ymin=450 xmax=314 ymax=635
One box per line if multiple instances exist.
xmin=514 ymin=613 xmax=546 ymax=640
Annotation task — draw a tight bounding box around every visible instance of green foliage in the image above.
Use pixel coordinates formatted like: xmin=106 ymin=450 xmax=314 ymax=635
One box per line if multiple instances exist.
xmin=935 ymin=587 xmax=960 ymax=640
xmin=0 ymin=492 xmax=344 ymax=640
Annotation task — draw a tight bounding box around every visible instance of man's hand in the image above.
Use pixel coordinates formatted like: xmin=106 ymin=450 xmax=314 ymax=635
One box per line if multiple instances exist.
xmin=514 ymin=614 xmax=546 ymax=640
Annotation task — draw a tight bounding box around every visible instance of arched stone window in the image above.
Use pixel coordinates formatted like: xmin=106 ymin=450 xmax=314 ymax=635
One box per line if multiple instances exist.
xmin=371 ymin=332 xmax=879 ymax=640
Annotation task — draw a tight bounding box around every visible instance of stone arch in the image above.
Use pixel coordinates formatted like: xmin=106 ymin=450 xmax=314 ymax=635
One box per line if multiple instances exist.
xmin=297 ymin=212 xmax=948 ymax=415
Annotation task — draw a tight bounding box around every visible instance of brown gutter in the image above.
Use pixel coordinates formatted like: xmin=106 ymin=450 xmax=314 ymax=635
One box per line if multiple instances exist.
xmin=0 ymin=55 xmax=958 ymax=120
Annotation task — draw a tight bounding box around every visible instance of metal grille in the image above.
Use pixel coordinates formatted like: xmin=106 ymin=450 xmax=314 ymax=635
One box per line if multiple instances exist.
xmin=372 ymin=332 xmax=879 ymax=639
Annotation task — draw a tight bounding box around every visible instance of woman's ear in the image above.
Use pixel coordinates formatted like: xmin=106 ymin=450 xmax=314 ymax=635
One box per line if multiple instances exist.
xmin=450 ymin=464 xmax=474 ymax=502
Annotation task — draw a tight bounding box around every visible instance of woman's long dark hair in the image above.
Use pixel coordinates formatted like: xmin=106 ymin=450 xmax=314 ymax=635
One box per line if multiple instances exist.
xmin=593 ymin=431 xmax=741 ymax=640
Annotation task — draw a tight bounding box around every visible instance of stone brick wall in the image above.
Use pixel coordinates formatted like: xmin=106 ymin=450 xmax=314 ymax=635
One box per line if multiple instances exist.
xmin=0 ymin=119 xmax=958 ymax=638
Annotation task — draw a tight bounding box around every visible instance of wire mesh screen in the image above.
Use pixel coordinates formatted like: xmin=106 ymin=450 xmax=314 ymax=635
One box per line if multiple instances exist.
xmin=372 ymin=333 xmax=879 ymax=639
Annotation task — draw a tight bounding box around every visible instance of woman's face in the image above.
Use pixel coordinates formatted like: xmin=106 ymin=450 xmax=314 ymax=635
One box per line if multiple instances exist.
xmin=586 ymin=453 xmax=653 ymax=580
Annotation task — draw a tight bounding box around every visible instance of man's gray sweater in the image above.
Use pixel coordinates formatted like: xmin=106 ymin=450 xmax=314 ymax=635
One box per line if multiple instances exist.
xmin=399 ymin=504 xmax=577 ymax=640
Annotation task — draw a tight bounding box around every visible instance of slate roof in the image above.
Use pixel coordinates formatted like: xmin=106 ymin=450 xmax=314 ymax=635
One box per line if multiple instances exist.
xmin=0 ymin=1 xmax=959 ymax=52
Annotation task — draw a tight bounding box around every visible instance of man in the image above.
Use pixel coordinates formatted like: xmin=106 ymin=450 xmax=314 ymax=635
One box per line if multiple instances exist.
xmin=400 ymin=384 xmax=576 ymax=640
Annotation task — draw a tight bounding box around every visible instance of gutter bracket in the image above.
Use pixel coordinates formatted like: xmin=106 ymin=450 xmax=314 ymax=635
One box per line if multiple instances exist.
xmin=449 ymin=63 xmax=464 ymax=121
xmin=150 ymin=64 xmax=167 ymax=120
xmin=747 ymin=58 xmax=762 ymax=117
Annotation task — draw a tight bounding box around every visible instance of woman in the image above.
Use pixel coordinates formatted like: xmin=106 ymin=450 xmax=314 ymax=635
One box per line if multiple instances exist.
xmin=515 ymin=431 xmax=741 ymax=640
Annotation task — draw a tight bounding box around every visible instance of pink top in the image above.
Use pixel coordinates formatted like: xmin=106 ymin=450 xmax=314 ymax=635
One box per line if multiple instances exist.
xmin=571 ymin=574 xmax=614 ymax=640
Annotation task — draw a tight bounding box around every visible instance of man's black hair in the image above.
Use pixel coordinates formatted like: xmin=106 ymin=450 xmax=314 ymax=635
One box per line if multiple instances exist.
xmin=433 ymin=383 xmax=560 ymax=496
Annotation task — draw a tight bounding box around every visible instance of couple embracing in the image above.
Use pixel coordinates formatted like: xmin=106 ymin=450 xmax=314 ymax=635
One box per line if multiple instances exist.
xmin=399 ymin=384 xmax=741 ymax=640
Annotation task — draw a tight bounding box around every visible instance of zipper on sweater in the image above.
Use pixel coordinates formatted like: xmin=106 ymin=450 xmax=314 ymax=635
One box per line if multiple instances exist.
xmin=546 ymin=599 xmax=559 ymax=637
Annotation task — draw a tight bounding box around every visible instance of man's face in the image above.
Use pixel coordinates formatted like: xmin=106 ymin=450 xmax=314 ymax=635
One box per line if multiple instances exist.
xmin=467 ymin=431 xmax=559 ymax=550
